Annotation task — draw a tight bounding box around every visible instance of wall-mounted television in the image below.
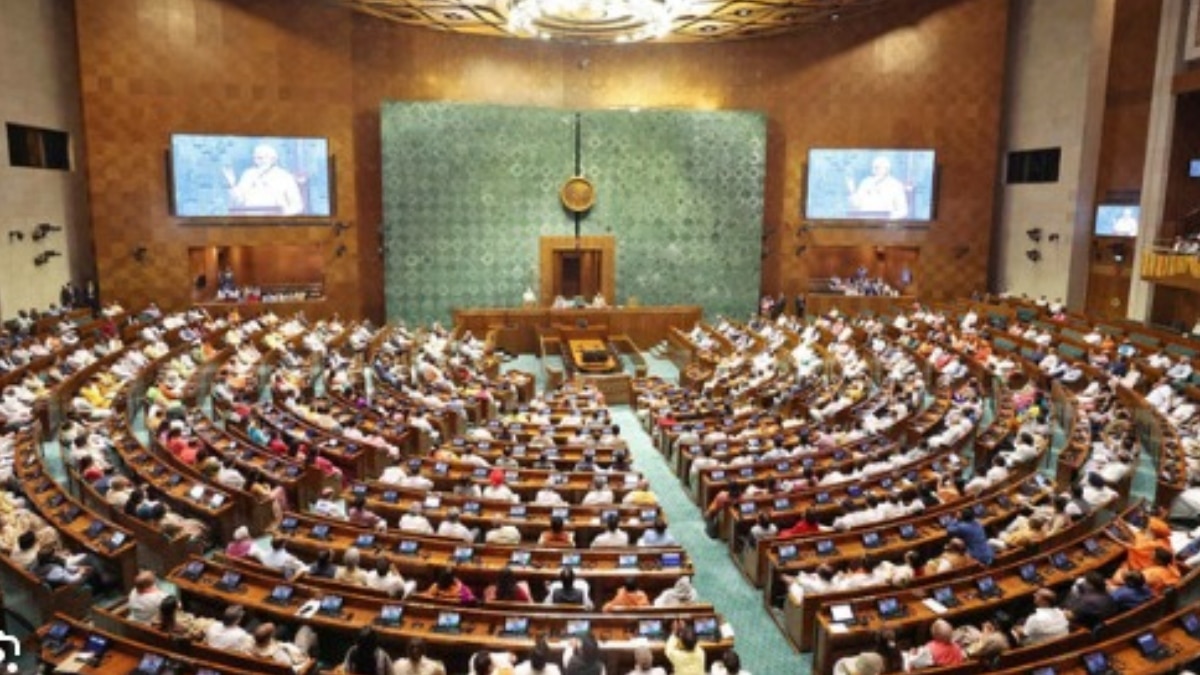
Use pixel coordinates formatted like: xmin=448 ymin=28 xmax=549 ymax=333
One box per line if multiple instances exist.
xmin=1094 ymin=204 xmax=1139 ymax=237
xmin=805 ymin=149 xmax=936 ymax=222
xmin=170 ymin=134 xmax=332 ymax=218
xmin=1189 ymin=159 xmax=1200 ymax=178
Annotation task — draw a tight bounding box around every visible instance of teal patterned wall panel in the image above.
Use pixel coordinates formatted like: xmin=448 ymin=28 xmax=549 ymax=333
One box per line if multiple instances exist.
xmin=381 ymin=102 xmax=764 ymax=324
xmin=579 ymin=109 xmax=765 ymax=320
xmin=381 ymin=102 xmax=575 ymax=324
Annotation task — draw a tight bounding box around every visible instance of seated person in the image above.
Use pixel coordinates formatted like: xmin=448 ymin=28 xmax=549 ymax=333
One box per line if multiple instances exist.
xmin=626 ymin=644 xmax=668 ymax=675
xmin=591 ymin=513 xmax=630 ymax=548
xmin=250 ymin=622 xmax=313 ymax=671
xmin=155 ymin=595 xmax=213 ymax=641
xmin=224 ymin=526 xmax=255 ymax=559
xmin=365 ymin=557 xmax=410 ymax=598
xmin=638 ymin=518 xmax=677 ymax=547
xmin=602 ymin=577 xmax=650 ymax=612
xmin=424 ymin=566 xmax=476 ymax=604
xmin=393 ymin=639 xmax=447 ymax=675
xmin=545 ymin=567 xmax=592 ymax=609
xmin=483 ymin=567 xmax=533 ymax=604
xmin=1108 ymin=569 xmax=1152 ymax=610
xmin=1014 ymin=588 xmax=1068 ymax=646
xmin=654 ymin=576 xmax=698 ymax=607
xmin=904 ymin=619 xmax=965 ymax=669
xmin=538 ymin=516 xmax=575 ymax=547
xmin=30 ymin=546 xmax=99 ymax=593
xmin=308 ymin=549 xmax=339 ymax=579
xmin=204 ymin=604 xmax=253 ymax=653
xmin=1063 ymin=572 xmax=1117 ymax=630
xmin=128 ymin=570 xmax=171 ymax=623
xmin=336 ymin=548 xmax=370 ymax=586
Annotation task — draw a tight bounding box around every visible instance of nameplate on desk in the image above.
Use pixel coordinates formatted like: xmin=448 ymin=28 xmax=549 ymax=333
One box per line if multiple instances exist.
xmin=921 ymin=598 xmax=948 ymax=614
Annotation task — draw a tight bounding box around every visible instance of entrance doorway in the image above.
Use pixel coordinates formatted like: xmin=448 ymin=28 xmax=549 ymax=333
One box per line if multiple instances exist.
xmin=539 ymin=236 xmax=616 ymax=305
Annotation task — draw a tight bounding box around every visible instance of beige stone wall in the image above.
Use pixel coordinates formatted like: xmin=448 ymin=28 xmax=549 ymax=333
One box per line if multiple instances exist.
xmin=994 ymin=0 xmax=1114 ymax=307
xmin=0 ymin=0 xmax=92 ymax=318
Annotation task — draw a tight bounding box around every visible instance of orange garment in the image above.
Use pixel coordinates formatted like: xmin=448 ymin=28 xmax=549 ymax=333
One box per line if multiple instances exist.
xmin=1123 ymin=518 xmax=1172 ymax=571
xmin=1142 ymin=564 xmax=1182 ymax=595
xmin=603 ymin=588 xmax=650 ymax=612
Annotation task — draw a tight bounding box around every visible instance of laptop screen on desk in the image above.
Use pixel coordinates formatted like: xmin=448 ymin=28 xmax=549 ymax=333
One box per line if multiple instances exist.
xmin=136 ymin=653 xmax=165 ymax=675
xmin=380 ymin=605 xmax=403 ymax=624
xmin=1135 ymin=632 xmax=1163 ymax=657
xmin=1082 ymin=652 xmax=1109 ymax=675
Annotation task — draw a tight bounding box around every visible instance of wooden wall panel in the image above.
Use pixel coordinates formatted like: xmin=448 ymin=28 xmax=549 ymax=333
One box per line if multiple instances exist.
xmin=74 ymin=0 xmax=360 ymax=318
xmin=1085 ymin=0 xmax=1160 ymax=323
xmin=77 ymin=0 xmax=1009 ymax=320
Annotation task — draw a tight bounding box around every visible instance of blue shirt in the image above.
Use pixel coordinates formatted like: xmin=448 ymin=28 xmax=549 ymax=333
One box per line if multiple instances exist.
xmin=947 ymin=519 xmax=994 ymax=566
xmin=1109 ymin=584 xmax=1151 ymax=611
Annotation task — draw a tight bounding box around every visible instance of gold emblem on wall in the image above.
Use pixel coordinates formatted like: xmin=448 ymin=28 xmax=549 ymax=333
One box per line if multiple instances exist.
xmin=560 ymin=176 xmax=595 ymax=213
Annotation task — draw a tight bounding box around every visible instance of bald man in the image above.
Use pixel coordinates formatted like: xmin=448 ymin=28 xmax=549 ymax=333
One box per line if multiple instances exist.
xmin=905 ymin=619 xmax=965 ymax=669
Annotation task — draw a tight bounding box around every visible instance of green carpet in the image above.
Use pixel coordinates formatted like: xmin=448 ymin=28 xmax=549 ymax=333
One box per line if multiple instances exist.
xmin=612 ymin=405 xmax=805 ymax=674
xmin=503 ymin=352 xmax=803 ymax=672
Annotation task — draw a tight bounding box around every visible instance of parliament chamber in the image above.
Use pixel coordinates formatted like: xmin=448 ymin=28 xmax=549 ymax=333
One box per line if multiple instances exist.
xmin=6 ymin=0 xmax=1200 ymax=674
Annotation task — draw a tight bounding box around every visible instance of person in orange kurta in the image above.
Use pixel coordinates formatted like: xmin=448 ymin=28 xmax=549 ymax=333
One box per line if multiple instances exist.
xmin=1114 ymin=547 xmax=1181 ymax=595
xmin=602 ymin=577 xmax=650 ymax=612
xmin=1107 ymin=516 xmax=1173 ymax=573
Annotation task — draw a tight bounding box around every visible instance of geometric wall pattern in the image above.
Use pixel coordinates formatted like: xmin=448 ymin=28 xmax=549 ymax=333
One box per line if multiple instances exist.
xmin=381 ymin=103 xmax=573 ymax=323
xmin=382 ymin=102 xmax=764 ymax=324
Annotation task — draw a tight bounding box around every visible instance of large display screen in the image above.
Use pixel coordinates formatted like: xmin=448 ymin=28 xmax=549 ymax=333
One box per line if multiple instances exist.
xmin=805 ymin=149 xmax=936 ymax=222
xmin=171 ymin=134 xmax=332 ymax=218
xmin=1094 ymin=204 xmax=1139 ymax=237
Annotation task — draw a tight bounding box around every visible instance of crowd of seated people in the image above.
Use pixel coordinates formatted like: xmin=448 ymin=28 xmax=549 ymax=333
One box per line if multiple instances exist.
xmin=14 ymin=289 xmax=1200 ymax=675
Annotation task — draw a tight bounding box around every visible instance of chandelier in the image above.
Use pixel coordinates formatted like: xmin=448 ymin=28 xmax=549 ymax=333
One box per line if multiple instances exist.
xmin=507 ymin=0 xmax=693 ymax=42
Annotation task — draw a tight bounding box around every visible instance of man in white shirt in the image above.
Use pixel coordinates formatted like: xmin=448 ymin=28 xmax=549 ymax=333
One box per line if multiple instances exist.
xmin=312 ymin=488 xmax=347 ymax=519
xmin=1016 ymin=588 xmax=1069 ymax=645
xmin=215 ymin=456 xmax=247 ymax=491
xmin=205 ymin=605 xmax=254 ymax=653
xmin=365 ymin=558 xmax=410 ymax=598
xmin=1080 ymin=472 xmax=1119 ymax=510
xmin=581 ymin=476 xmax=615 ymax=505
xmin=1147 ymin=380 xmax=1175 ymax=414
xmin=436 ymin=508 xmax=476 ymax=543
xmin=256 ymin=537 xmax=307 ymax=578
xmin=534 ymin=486 xmax=566 ymax=506
xmin=591 ymin=514 xmax=630 ymax=548
xmin=128 ymin=570 xmax=171 ymax=623
xmin=399 ymin=503 xmax=434 ymax=535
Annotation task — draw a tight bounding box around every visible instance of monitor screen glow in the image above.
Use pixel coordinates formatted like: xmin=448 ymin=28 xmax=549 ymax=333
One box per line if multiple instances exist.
xmin=805 ymin=149 xmax=936 ymax=222
xmin=170 ymin=134 xmax=332 ymax=218
xmin=1094 ymin=204 xmax=1139 ymax=237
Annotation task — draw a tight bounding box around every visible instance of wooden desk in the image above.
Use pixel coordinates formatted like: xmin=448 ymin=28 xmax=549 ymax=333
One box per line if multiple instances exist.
xmin=91 ymin=603 xmax=314 ymax=675
xmin=804 ymin=294 xmax=911 ymax=319
xmin=271 ymin=512 xmax=690 ymax=602
xmin=170 ymin=557 xmax=731 ymax=673
xmin=811 ymin=533 xmax=1124 ymax=674
xmin=16 ymin=445 xmax=138 ymax=590
xmin=988 ymin=603 xmax=1200 ymax=674
xmin=38 ymin=613 xmax=260 ymax=675
xmin=453 ymin=306 xmax=703 ymax=354
xmin=567 ymin=339 xmax=620 ymax=374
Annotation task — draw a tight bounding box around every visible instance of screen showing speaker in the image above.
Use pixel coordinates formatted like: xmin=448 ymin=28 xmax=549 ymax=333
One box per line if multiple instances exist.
xmin=805 ymin=149 xmax=936 ymax=222
xmin=1094 ymin=204 xmax=1139 ymax=237
xmin=171 ymin=134 xmax=332 ymax=218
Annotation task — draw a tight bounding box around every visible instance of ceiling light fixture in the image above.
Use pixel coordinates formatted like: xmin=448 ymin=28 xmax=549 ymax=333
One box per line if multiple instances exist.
xmin=507 ymin=0 xmax=693 ymax=42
